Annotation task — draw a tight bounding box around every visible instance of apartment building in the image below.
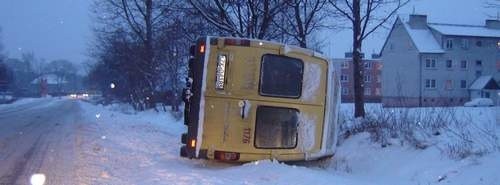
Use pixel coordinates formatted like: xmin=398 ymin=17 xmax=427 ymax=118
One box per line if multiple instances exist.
xmin=380 ymin=14 xmax=500 ymax=107
xmin=332 ymin=53 xmax=382 ymax=103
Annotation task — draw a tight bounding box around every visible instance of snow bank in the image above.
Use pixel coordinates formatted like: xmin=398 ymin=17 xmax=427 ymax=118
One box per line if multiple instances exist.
xmin=332 ymin=132 xmax=500 ymax=185
xmin=74 ymin=101 xmax=368 ymax=185
xmin=72 ymin=101 xmax=500 ymax=185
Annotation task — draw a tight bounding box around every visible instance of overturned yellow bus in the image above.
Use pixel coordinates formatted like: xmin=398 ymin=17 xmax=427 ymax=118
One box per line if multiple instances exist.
xmin=180 ymin=36 xmax=341 ymax=162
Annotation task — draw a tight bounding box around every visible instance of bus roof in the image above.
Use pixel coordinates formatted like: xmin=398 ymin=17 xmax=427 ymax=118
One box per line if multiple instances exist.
xmin=207 ymin=36 xmax=329 ymax=62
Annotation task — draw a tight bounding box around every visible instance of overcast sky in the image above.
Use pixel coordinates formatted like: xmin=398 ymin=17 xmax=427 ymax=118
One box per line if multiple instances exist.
xmin=0 ymin=0 xmax=91 ymax=63
xmin=0 ymin=0 xmax=497 ymax=64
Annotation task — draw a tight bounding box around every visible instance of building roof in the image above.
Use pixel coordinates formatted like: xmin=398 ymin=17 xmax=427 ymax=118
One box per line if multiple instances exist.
xmin=429 ymin=23 xmax=500 ymax=38
xmin=469 ymin=75 xmax=500 ymax=90
xmin=383 ymin=16 xmax=500 ymax=55
xmin=402 ymin=22 xmax=445 ymax=53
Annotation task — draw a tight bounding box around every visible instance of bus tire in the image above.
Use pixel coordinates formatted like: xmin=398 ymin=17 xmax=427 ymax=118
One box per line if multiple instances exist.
xmin=180 ymin=145 xmax=187 ymax=157
xmin=181 ymin=133 xmax=187 ymax=144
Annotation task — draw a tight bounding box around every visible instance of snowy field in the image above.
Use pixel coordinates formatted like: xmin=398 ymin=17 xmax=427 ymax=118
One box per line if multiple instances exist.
xmin=0 ymin=98 xmax=499 ymax=185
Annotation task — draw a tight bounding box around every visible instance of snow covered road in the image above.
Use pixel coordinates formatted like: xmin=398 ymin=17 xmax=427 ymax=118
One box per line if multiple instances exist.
xmin=0 ymin=99 xmax=82 ymax=185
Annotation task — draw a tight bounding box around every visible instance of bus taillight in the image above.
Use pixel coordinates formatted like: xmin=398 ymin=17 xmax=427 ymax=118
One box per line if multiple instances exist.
xmin=190 ymin=139 xmax=196 ymax=148
xmin=199 ymin=44 xmax=205 ymax=53
xmin=214 ymin=151 xmax=240 ymax=161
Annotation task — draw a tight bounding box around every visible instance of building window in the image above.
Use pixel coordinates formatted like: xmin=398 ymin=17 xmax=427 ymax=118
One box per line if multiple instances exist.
xmin=425 ymin=58 xmax=436 ymax=69
xmin=476 ymin=40 xmax=482 ymax=47
xmin=483 ymin=92 xmax=491 ymax=98
xmin=460 ymin=80 xmax=467 ymax=89
xmin=425 ymin=79 xmax=436 ymax=89
xmin=255 ymin=106 xmax=298 ymax=149
xmin=475 ymin=70 xmax=482 ymax=77
xmin=341 ymin=61 xmax=349 ymax=69
xmin=364 ymin=75 xmax=371 ymax=82
xmin=342 ymin=87 xmax=349 ymax=95
xmin=376 ymin=75 xmax=381 ymax=83
xmin=259 ymin=54 xmax=303 ymax=98
xmin=340 ymin=74 xmax=348 ymax=82
xmin=475 ymin=60 xmax=482 ymax=67
xmin=460 ymin=60 xmax=467 ymax=69
xmin=461 ymin=39 xmax=469 ymax=49
xmin=375 ymin=88 xmax=381 ymax=95
xmin=364 ymin=62 xmax=372 ymax=69
xmin=364 ymin=88 xmax=371 ymax=95
xmin=446 ymin=60 xmax=453 ymax=68
xmin=445 ymin=80 xmax=453 ymax=90
xmin=446 ymin=39 xmax=453 ymax=49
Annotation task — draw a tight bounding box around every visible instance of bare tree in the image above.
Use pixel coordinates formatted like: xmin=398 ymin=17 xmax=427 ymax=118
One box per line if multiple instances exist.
xmin=91 ymin=0 xmax=185 ymax=110
xmin=188 ymin=0 xmax=285 ymax=39
xmin=275 ymin=0 xmax=329 ymax=48
xmin=45 ymin=59 xmax=77 ymax=94
xmin=329 ymin=0 xmax=409 ymax=118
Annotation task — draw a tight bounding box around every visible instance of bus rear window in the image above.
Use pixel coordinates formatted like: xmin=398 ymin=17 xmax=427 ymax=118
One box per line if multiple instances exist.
xmin=255 ymin=106 xmax=298 ymax=149
xmin=259 ymin=54 xmax=303 ymax=98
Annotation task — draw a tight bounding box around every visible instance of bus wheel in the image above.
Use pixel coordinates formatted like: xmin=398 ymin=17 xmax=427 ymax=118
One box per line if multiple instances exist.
xmin=181 ymin=133 xmax=187 ymax=144
xmin=180 ymin=145 xmax=187 ymax=157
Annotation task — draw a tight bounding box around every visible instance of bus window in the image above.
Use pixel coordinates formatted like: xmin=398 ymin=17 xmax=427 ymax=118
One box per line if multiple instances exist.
xmin=259 ymin=54 xmax=303 ymax=98
xmin=255 ymin=106 xmax=298 ymax=149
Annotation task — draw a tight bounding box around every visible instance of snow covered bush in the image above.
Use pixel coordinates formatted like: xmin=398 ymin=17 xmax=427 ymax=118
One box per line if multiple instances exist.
xmin=339 ymin=104 xmax=499 ymax=160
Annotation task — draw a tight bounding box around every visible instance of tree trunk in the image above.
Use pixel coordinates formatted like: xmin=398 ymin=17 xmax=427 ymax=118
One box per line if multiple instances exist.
xmin=293 ymin=3 xmax=307 ymax=48
xmin=352 ymin=0 xmax=365 ymax=118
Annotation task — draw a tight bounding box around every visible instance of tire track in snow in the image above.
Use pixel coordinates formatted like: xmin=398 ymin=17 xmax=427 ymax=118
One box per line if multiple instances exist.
xmin=0 ymin=100 xmax=79 ymax=185
xmin=0 ymin=136 xmax=41 ymax=185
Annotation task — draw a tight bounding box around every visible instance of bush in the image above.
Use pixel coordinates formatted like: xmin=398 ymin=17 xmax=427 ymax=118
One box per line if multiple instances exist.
xmin=339 ymin=105 xmax=499 ymax=159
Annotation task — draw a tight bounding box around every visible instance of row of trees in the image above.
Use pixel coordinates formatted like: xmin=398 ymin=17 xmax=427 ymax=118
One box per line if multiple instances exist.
xmin=0 ymin=53 xmax=80 ymax=96
xmin=87 ymin=0 xmax=409 ymax=117
xmin=1 ymin=26 xmax=82 ymax=96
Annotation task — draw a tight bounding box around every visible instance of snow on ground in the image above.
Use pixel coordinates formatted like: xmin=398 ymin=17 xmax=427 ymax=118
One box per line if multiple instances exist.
xmin=335 ymin=104 xmax=500 ymax=185
xmin=76 ymin=101 xmax=499 ymax=185
xmin=0 ymin=96 xmax=60 ymax=110
xmin=76 ymin=101 xmax=365 ymax=185
xmin=331 ymin=133 xmax=500 ymax=185
xmin=2 ymin=98 xmax=498 ymax=185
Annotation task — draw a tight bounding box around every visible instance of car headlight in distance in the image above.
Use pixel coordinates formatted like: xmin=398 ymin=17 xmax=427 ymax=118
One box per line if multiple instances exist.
xmin=215 ymin=54 xmax=227 ymax=90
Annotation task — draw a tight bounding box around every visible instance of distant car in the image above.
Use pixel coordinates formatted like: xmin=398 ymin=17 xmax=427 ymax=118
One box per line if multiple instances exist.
xmin=464 ymin=98 xmax=494 ymax=107
xmin=69 ymin=93 xmax=90 ymax=99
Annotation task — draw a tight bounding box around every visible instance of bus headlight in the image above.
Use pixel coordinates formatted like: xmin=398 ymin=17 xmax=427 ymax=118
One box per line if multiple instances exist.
xmin=215 ymin=54 xmax=227 ymax=90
